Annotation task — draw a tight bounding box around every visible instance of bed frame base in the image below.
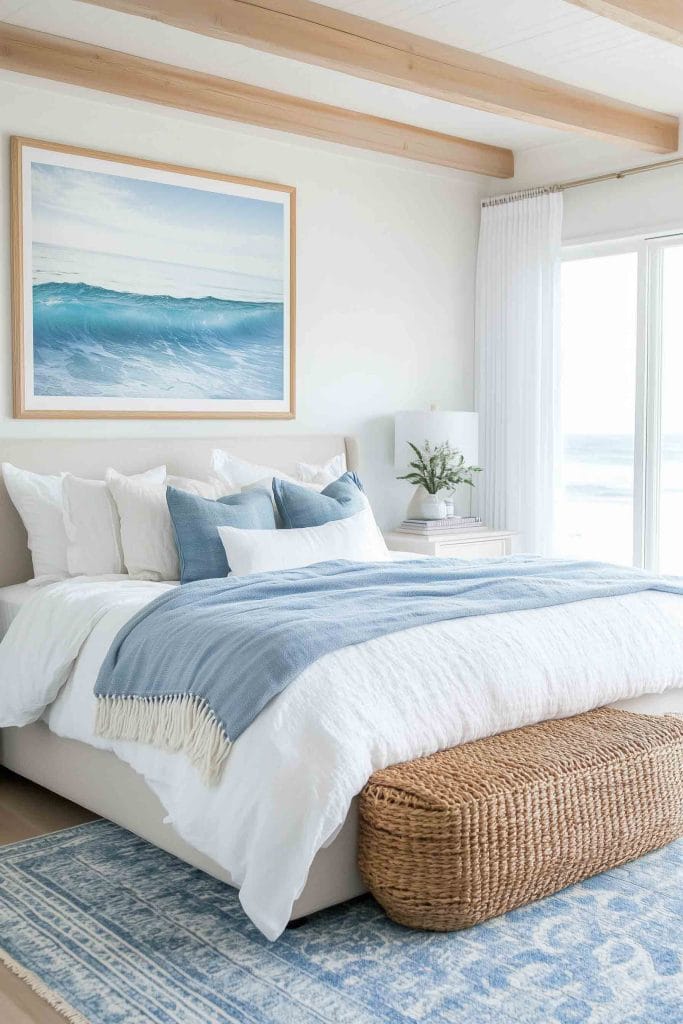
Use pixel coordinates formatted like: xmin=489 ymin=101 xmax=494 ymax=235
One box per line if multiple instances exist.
xmin=0 ymin=722 xmax=366 ymax=920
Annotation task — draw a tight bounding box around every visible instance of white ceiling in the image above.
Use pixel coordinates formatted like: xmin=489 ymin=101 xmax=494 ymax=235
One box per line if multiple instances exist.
xmin=0 ymin=0 xmax=682 ymax=166
xmin=327 ymin=0 xmax=683 ymax=112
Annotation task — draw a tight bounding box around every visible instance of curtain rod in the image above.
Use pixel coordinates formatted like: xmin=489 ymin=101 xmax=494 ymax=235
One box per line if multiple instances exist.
xmin=482 ymin=154 xmax=683 ymax=206
xmin=558 ymin=154 xmax=683 ymax=191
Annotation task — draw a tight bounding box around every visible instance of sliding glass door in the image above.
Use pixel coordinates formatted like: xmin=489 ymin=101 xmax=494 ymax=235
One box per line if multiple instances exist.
xmin=657 ymin=240 xmax=683 ymax=573
xmin=558 ymin=249 xmax=639 ymax=565
xmin=558 ymin=234 xmax=683 ymax=572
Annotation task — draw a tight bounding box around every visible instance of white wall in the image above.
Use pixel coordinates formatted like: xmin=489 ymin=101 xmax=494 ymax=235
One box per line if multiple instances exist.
xmin=561 ymin=164 xmax=683 ymax=246
xmin=0 ymin=74 xmax=483 ymax=528
xmin=499 ymin=138 xmax=683 ymax=245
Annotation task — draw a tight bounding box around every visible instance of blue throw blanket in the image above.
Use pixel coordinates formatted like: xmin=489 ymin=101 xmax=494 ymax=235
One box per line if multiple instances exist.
xmin=94 ymin=556 xmax=683 ymax=782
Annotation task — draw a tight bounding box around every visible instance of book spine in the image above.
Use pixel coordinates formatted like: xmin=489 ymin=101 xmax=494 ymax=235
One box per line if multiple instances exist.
xmin=399 ymin=520 xmax=482 ymax=530
xmin=402 ymin=518 xmax=481 ymax=529
xmin=396 ymin=524 xmax=485 ymax=535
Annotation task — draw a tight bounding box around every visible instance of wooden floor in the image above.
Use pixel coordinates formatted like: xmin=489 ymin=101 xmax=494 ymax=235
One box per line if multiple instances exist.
xmin=0 ymin=767 xmax=97 ymax=1023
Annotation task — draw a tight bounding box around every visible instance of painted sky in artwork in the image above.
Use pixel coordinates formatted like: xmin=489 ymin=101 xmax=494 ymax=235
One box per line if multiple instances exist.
xmin=31 ymin=162 xmax=285 ymax=302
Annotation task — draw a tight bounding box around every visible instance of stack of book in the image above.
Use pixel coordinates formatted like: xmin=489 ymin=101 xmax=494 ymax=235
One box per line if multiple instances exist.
xmin=396 ymin=516 xmax=483 ymax=535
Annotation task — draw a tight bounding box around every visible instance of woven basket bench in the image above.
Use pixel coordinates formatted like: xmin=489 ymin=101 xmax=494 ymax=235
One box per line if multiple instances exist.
xmin=358 ymin=707 xmax=683 ymax=931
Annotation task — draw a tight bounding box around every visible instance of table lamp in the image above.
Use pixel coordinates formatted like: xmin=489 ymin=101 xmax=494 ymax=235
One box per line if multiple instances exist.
xmin=394 ymin=408 xmax=479 ymax=519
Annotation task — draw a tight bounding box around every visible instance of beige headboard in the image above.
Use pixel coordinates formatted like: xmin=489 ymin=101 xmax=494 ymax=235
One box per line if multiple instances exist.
xmin=0 ymin=435 xmax=360 ymax=587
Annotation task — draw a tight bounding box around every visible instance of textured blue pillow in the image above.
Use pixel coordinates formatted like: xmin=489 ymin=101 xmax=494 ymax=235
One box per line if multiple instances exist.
xmin=272 ymin=472 xmax=366 ymax=529
xmin=167 ymin=486 xmax=276 ymax=583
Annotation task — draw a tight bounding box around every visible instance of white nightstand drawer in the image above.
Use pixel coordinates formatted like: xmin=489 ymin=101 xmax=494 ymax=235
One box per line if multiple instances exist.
xmin=384 ymin=528 xmax=516 ymax=559
xmin=437 ymin=537 xmax=508 ymax=559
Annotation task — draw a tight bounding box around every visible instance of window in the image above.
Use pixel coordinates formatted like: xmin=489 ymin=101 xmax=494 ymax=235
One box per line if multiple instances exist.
xmin=657 ymin=241 xmax=683 ymax=574
xmin=558 ymin=235 xmax=683 ymax=572
xmin=558 ymin=252 xmax=638 ymax=565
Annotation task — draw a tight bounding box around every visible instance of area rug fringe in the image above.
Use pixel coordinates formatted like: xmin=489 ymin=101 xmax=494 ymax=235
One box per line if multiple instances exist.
xmin=95 ymin=693 xmax=231 ymax=784
xmin=0 ymin=946 xmax=91 ymax=1024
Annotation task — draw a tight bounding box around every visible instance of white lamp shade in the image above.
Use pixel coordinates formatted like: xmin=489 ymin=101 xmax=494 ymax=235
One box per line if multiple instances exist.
xmin=394 ymin=410 xmax=479 ymax=477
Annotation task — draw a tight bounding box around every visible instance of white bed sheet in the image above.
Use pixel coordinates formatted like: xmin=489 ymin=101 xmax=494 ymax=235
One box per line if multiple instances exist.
xmin=2 ymin=568 xmax=683 ymax=942
xmin=0 ymin=582 xmax=45 ymax=640
xmin=0 ymin=555 xmax=412 ymax=642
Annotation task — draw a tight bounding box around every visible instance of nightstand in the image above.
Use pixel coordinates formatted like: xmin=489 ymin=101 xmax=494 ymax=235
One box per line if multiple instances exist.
xmin=384 ymin=528 xmax=516 ymax=559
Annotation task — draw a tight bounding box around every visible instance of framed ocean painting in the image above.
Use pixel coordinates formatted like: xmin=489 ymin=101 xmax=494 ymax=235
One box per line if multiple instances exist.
xmin=11 ymin=137 xmax=295 ymax=419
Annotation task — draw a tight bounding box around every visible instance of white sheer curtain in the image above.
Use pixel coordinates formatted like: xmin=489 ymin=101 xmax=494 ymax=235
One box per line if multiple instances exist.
xmin=475 ymin=188 xmax=563 ymax=554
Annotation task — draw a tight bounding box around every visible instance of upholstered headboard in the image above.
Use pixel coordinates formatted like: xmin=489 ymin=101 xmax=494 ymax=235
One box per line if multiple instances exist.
xmin=0 ymin=435 xmax=360 ymax=587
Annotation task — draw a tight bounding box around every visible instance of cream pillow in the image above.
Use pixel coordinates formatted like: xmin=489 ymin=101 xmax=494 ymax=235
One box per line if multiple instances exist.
xmin=63 ymin=467 xmax=166 ymax=577
xmin=218 ymin=508 xmax=389 ymax=577
xmin=106 ymin=469 xmax=178 ymax=582
xmin=2 ymin=463 xmax=68 ymax=580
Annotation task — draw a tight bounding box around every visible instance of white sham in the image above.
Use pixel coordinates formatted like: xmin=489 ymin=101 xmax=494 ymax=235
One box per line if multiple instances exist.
xmin=210 ymin=449 xmax=301 ymax=492
xmin=296 ymin=453 xmax=347 ymax=486
xmin=63 ymin=467 xmax=166 ymax=577
xmin=2 ymin=463 xmax=68 ymax=580
xmin=106 ymin=469 xmax=178 ymax=582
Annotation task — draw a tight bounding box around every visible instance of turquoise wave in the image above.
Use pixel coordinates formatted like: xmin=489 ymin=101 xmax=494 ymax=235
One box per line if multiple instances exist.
xmin=32 ymin=282 xmax=285 ymax=400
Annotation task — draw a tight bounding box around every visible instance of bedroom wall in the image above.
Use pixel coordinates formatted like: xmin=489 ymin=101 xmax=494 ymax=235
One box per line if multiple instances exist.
xmin=502 ymin=139 xmax=683 ymax=245
xmin=0 ymin=73 xmax=484 ymax=529
xmin=561 ymin=163 xmax=683 ymax=246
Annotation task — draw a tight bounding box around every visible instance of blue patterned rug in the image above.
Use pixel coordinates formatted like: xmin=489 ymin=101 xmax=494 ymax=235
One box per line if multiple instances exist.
xmin=0 ymin=820 xmax=680 ymax=1024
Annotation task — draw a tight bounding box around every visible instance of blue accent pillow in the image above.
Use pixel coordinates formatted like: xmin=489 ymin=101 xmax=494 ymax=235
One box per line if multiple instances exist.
xmin=272 ymin=472 xmax=366 ymax=529
xmin=167 ymin=486 xmax=276 ymax=583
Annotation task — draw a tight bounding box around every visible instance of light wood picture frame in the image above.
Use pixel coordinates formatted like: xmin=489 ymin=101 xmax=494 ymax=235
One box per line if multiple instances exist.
xmin=11 ymin=137 xmax=296 ymax=419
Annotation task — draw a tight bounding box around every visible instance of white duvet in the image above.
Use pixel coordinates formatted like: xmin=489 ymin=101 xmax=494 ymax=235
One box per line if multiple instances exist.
xmin=2 ymin=571 xmax=683 ymax=940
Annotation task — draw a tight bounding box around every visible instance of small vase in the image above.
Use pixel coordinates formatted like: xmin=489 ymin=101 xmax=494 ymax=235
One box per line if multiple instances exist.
xmin=417 ymin=495 xmax=448 ymax=520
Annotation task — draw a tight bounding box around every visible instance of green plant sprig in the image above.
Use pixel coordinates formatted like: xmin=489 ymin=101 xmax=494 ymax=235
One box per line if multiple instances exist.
xmin=397 ymin=440 xmax=482 ymax=495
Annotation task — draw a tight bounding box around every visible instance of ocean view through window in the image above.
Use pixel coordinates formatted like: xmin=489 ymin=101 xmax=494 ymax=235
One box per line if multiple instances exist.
xmin=558 ymin=251 xmax=638 ymax=566
xmin=558 ymin=234 xmax=683 ymax=573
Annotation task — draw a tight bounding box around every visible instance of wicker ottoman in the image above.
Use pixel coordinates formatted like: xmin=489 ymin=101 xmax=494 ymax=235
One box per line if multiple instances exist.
xmin=358 ymin=707 xmax=683 ymax=931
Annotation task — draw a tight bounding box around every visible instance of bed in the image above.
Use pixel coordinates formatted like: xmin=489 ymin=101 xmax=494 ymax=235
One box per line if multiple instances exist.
xmin=0 ymin=436 xmax=367 ymax=923
xmin=1 ymin=434 xmax=682 ymax=942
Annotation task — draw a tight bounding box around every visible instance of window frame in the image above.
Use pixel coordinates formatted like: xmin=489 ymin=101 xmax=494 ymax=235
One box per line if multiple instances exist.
xmin=560 ymin=231 xmax=683 ymax=571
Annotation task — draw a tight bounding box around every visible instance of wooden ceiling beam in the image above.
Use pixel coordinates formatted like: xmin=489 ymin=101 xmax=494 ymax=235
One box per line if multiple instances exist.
xmin=0 ymin=23 xmax=514 ymax=177
xmin=566 ymin=1 xmax=683 ymax=46
xmin=80 ymin=0 xmax=679 ymax=152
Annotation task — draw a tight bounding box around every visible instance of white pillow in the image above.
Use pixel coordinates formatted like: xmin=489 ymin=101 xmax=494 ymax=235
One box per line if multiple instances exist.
xmin=211 ymin=450 xmax=305 ymax=492
xmin=2 ymin=463 xmax=68 ymax=579
xmin=106 ymin=469 xmax=178 ymax=582
xmin=63 ymin=467 xmax=166 ymax=576
xmin=296 ymin=453 xmax=347 ymax=486
xmin=218 ymin=508 xmax=389 ymax=577
xmin=167 ymin=475 xmax=222 ymax=500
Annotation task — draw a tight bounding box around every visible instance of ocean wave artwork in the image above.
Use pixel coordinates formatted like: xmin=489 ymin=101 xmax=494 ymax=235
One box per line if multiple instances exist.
xmin=33 ymin=277 xmax=284 ymax=401
xmin=15 ymin=143 xmax=293 ymax=416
